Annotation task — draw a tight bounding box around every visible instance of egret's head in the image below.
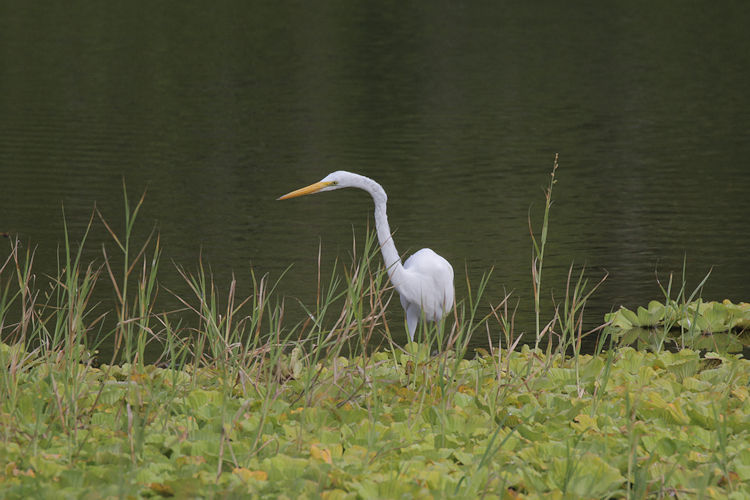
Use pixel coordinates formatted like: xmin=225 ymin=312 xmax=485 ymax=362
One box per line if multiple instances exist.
xmin=277 ymin=171 xmax=354 ymax=200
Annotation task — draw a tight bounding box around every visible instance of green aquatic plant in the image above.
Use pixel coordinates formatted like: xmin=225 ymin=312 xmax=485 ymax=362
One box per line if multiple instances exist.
xmin=2 ymin=340 xmax=748 ymax=498
xmin=606 ymin=299 xmax=749 ymax=354
xmin=603 ymin=257 xmax=748 ymax=353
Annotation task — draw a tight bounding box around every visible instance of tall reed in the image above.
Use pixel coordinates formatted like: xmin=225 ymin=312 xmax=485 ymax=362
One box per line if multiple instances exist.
xmin=530 ymin=153 xmax=558 ymax=351
xmin=98 ymin=183 xmax=160 ymax=367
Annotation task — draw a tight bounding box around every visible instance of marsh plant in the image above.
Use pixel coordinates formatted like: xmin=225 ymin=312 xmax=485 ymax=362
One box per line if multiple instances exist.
xmin=1 ymin=162 xmax=748 ymax=498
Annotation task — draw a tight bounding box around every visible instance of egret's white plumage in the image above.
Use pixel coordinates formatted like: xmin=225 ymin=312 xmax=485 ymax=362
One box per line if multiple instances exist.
xmin=278 ymin=171 xmax=454 ymax=340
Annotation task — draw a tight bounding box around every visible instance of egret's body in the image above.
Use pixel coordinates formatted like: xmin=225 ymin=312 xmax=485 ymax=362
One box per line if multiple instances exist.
xmin=278 ymin=171 xmax=454 ymax=340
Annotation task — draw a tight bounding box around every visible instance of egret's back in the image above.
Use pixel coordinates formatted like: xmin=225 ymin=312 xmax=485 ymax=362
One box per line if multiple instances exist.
xmin=399 ymin=248 xmax=454 ymax=322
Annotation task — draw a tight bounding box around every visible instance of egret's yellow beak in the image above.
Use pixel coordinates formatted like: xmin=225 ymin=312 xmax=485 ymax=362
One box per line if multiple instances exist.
xmin=277 ymin=181 xmax=334 ymax=200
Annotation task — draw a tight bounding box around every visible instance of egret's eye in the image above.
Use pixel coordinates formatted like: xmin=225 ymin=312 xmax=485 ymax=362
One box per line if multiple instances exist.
xmin=330 ymin=181 xmax=338 ymax=186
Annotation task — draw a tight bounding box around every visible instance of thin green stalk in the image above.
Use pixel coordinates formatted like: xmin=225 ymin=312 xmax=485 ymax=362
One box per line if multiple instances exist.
xmin=530 ymin=153 xmax=558 ymax=351
xmin=98 ymin=183 xmax=149 ymax=365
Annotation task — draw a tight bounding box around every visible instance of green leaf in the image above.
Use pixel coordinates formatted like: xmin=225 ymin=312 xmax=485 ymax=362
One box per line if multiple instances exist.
xmin=636 ymin=304 xmax=662 ymax=327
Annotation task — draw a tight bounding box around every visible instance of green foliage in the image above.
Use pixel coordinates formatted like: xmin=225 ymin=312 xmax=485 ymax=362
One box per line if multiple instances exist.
xmin=606 ymin=299 xmax=750 ymax=353
xmin=1 ymin=343 xmax=748 ymax=498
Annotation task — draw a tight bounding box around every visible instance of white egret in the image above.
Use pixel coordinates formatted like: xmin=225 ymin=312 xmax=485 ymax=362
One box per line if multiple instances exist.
xmin=278 ymin=171 xmax=454 ymax=340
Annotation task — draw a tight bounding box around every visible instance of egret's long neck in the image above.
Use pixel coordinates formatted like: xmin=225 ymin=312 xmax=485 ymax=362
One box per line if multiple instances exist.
xmin=358 ymin=176 xmax=405 ymax=287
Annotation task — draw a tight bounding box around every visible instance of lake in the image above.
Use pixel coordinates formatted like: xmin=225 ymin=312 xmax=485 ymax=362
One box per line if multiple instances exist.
xmin=1 ymin=1 xmax=749 ymax=354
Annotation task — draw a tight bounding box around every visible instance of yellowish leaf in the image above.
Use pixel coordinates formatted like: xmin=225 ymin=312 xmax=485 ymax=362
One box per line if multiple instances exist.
xmin=321 ymin=489 xmax=350 ymax=500
xmin=7 ymin=463 xmax=35 ymax=478
xmin=571 ymin=413 xmax=598 ymax=432
xmin=176 ymin=455 xmax=206 ymax=466
xmin=233 ymin=467 xmax=268 ymax=481
xmin=5 ymin=462 xmax=17 ymax=476
xmin=148 ymin=482 xmax=174 ymax=497
xmin=731 ymin=386 xmax=748 ymax=402
xmin=129 ymin=372 xmax=148 ymax=383
xmin=457 ymin=385 xmax=475 ymax=395
xmin=311 ymin=444 xmax=333 ymax=464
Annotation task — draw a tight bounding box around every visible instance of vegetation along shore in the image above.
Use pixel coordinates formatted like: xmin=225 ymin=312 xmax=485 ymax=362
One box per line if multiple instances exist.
xmin=1 ymin=167 xmax=748 ymax=498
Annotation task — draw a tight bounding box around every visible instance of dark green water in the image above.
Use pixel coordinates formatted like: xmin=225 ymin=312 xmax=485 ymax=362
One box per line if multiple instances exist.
xmin=2 ymin=2 xmax=749 ymax=353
